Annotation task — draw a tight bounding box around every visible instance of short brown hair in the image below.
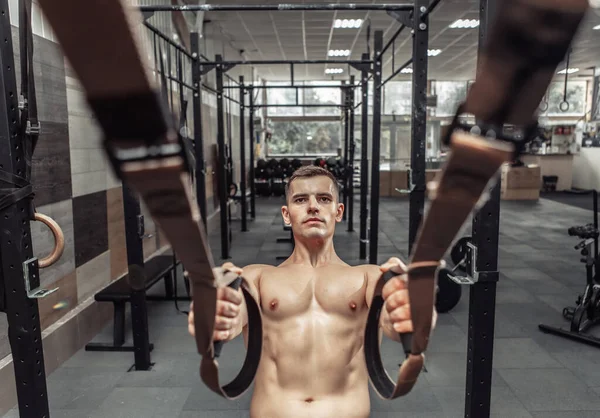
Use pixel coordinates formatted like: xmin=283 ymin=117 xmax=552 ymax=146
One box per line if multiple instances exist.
xmin=285 ymin=165 xmax=340 ymax=202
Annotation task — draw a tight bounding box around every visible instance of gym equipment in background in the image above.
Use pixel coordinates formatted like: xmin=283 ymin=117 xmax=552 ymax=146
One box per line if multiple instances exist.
xmin=539 ymin=190 xmax=600 ymax=348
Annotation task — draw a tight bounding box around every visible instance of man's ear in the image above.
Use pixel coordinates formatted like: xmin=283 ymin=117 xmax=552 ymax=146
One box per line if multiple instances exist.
xmin=335 ymin=203 xmax=345 ymax=222
xmin=281 ymin=205 xmax=291 ymax=225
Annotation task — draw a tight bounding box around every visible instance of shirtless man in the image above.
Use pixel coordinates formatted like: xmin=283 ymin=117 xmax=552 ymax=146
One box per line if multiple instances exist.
xmin=188 ymin=165 xmax=437 ymax=418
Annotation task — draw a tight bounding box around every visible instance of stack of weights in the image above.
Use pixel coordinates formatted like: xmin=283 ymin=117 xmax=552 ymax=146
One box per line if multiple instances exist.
xmin=255 ymin=159 xmax=272 ymax=196
xmin=325 ymin=157 xmax=345 ymax=193
xmin=270 ymin=159 xmax=286 ymax=196
xmin=291 ymin=159 xmax=302 ymax=173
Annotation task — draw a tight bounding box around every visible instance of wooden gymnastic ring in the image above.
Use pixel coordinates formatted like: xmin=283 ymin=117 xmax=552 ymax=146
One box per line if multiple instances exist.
xmin=34 ymin=213 xmax=65 ymax=268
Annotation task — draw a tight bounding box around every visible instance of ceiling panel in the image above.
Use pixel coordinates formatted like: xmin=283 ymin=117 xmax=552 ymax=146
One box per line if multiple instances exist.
xmin=199 ymin=0 xmax=600 ymax=82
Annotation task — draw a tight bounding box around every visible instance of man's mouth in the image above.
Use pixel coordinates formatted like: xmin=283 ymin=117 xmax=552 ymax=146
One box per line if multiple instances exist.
xmin=304 ymin=218 xmax=323 ymax=223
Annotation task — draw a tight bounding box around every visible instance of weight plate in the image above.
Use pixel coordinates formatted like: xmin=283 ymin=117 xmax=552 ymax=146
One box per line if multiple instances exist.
xmin=435 ymin=268 xmax=462 ymax=313
xmin=450 ymin=236 xmax=472 ymax=269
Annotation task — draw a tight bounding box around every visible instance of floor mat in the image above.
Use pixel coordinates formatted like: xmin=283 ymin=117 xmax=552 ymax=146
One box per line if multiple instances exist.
xmin=541 ymin=190 xmax=599 ymax=213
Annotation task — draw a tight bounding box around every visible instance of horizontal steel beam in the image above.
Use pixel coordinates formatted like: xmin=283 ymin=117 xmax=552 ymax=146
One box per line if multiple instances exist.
xmin=222 ymin=84 xmax=358 ymax=90
xmin=201 ymin=59 xmax=371 ymax=66
xmin=137 ymin=4 xmax=414 ymax=12
xmin=254 ymin=104 xmax=344 ymax=108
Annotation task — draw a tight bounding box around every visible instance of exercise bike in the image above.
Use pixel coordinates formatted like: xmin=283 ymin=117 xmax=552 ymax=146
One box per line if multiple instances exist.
xmin=539 ymin=190 xmax=600 ymax=348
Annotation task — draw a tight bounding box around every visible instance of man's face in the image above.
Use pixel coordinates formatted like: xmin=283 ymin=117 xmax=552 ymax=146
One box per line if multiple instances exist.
xmin=282 ymin=176 xmax=344 ymax=242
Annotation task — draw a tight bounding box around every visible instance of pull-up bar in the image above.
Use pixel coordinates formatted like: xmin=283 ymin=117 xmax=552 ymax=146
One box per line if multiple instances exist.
xmin=221 ymin=84 xmax=359 ymax=90
xmin=254 ymin=104 xmax=344 ymax=108
xmin=202 ymin=59 xmax=371 ymax=66
xmin=137 ymin=4 xmax=414 ymax=12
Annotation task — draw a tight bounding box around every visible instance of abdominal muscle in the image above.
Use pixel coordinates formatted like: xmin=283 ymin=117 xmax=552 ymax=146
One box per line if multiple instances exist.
xmin=249 ymin=313 xmax=372 ymax=418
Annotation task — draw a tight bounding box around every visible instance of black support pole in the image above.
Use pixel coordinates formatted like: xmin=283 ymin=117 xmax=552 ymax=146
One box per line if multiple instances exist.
xmin=191 ymin=32 xmax=207 ymax=227
xmin=0 ymin=0 xmax=50 ymax=413
xmin=216 ymin=55 xmax=229 ymax=259
xmin=408 ymin=0 xmax=429 ymax=256
xmin=369 ymin=31 xmax=384 ymax=265
xmin=465 ymin=0 xmax=500 ymax=416
xmin=240 ymin=76 xmax=248 ymax=232
xmin=342 ymin=84 xmax=349 ymax=222
xmin=359 ymin=54 xmax=370 ymax=260
xmin=348 ymin=75 xmax=355 ymax=233
xmin=248 ymin=86 xmax=256 ymax=219
xmin=122 ymin=186 xmax=153 ymax=370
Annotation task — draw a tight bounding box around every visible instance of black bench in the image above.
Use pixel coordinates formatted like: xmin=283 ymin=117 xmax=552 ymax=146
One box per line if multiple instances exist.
xmin=85 ymin=254 xmax=180 ymax=352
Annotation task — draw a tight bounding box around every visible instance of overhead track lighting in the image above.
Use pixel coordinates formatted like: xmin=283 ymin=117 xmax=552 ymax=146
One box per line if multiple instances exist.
xmin=328 ymin=49 xmax=351 ymax=57
xmin=449 ymin=19 xmax=480 ymax=29
xmin=334 ymin=18 xmax=363 ymax=29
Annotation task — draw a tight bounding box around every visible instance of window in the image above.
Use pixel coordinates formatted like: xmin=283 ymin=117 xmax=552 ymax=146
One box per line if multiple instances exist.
xmin=383 ymin=81 xmax=412 ymax=115
xmin=267 ymin=120 xmax=342 ymax=156
xmin=432 ymin=81 xmax=468 ymax=117
xmin=543 ymin=80 xmax=587 ymax=116
xmin=303 ymin=81 xmax=342 ymax=116
xmin=266 ymin=82 xmax=303 ymax=117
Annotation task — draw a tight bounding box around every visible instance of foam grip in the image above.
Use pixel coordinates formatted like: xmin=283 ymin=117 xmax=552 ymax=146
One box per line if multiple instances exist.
xmin=381 ymin=270 xmax=413 ymax=356
xmin=213 ymin=277 xmax=242 ymax=358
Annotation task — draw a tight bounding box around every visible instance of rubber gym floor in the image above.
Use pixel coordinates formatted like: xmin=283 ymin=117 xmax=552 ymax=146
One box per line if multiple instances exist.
xmin=4 ymin=193 xmax=600 ymax=418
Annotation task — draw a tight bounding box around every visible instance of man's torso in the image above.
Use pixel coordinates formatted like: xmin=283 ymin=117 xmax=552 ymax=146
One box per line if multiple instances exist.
xmin=248 ymin=262 xmax=378 ymax=418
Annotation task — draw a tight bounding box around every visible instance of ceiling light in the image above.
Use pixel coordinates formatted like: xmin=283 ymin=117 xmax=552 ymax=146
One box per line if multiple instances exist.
xmin=557 ymin=67 xmax=579 ymax=74
xmin=449 ymin=19 xmax=480 ymax=29
xmin=328 ymin=49 xmax=351 ymax=57
xmin=325 ymin=68 xmax=344 ymax=74
xmin=334 ymin=18 xmax=363 ymax=29
xmin=401 ymin=67 xmax=413 ymax=74
xmin=594 ymin=24 xmax=600 ymax=30
xmin=428 ymin=49 xmax=442 ymax=57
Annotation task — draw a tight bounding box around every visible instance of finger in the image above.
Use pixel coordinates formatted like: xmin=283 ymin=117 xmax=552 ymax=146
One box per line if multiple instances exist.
xmin=384 ymin=289 xmax=409 ymax=311
xmin=213 ymin=330 xmax=230 ymax=341
xmin=382 ymin=277 xmax=408 ymax=301
xmin=392 ymin=320 xmax=414 ymax=334
xmin=380 ymin=257 xmax=407 ymax=274
xmin=220 ymin=286 xmax=243 ymax=305
xmin=214 ymin=316 xmax=235 ymax=331
xmin=188 ymin=320 xmax=196 ymax=337
xmin=388 ymin=304 xmax=411 ymax=323
xmin=222 ymin=262 xmax=243 ymax=275
xmin=216 ymin=301 xmax=240 ymax=318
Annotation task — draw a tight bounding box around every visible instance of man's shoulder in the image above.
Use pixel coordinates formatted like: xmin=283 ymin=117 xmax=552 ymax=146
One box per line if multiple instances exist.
xmin=350 ymin=263 xmax=382 ymax=278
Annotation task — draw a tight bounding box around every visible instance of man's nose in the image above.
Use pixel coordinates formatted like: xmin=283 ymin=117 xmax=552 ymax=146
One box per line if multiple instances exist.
xmin=307 ymin=196 xmax=320 ymax=212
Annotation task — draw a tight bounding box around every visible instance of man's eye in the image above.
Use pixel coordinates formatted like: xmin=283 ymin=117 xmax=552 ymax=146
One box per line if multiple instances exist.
xmin=320 ymin=197 xmax=331 ymax=202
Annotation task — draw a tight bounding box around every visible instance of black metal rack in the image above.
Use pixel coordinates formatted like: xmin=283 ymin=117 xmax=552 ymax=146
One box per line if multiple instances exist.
xmin=0 ymin=0 xmax=50 ymax=415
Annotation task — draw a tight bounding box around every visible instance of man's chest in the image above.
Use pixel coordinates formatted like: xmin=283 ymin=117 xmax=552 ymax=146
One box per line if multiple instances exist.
xmin=258 ymin=267 xmax=368 ymax=319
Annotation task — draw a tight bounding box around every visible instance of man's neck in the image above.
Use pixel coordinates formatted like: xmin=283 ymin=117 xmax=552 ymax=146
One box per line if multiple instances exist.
xmin=288 ymin=237 xmax=340 ymax=268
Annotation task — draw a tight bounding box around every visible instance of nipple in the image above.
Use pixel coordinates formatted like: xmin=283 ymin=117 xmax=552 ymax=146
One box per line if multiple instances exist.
xmin=349 ymin=301 xmax=357 ymax=311
xmin=269 ymin=299 xmax=279 ymax=311
xmin=304 ymin=397 xmax=314 ymax=403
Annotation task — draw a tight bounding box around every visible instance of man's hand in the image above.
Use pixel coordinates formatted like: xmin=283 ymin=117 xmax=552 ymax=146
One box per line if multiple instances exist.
xmin=380 ymin=257 xmax=412 ymax=334
xmin=379 ymin=257 xmax=438 ymax=338
xmin=187 ymin=262 xmax=244 ymax=342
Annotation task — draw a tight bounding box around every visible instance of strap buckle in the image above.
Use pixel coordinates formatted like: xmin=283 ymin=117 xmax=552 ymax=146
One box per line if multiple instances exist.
xmin=18 ymin=95 xmax=27 ymax=111
xmin=26 ymin=120 xmax=41 ymax=136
